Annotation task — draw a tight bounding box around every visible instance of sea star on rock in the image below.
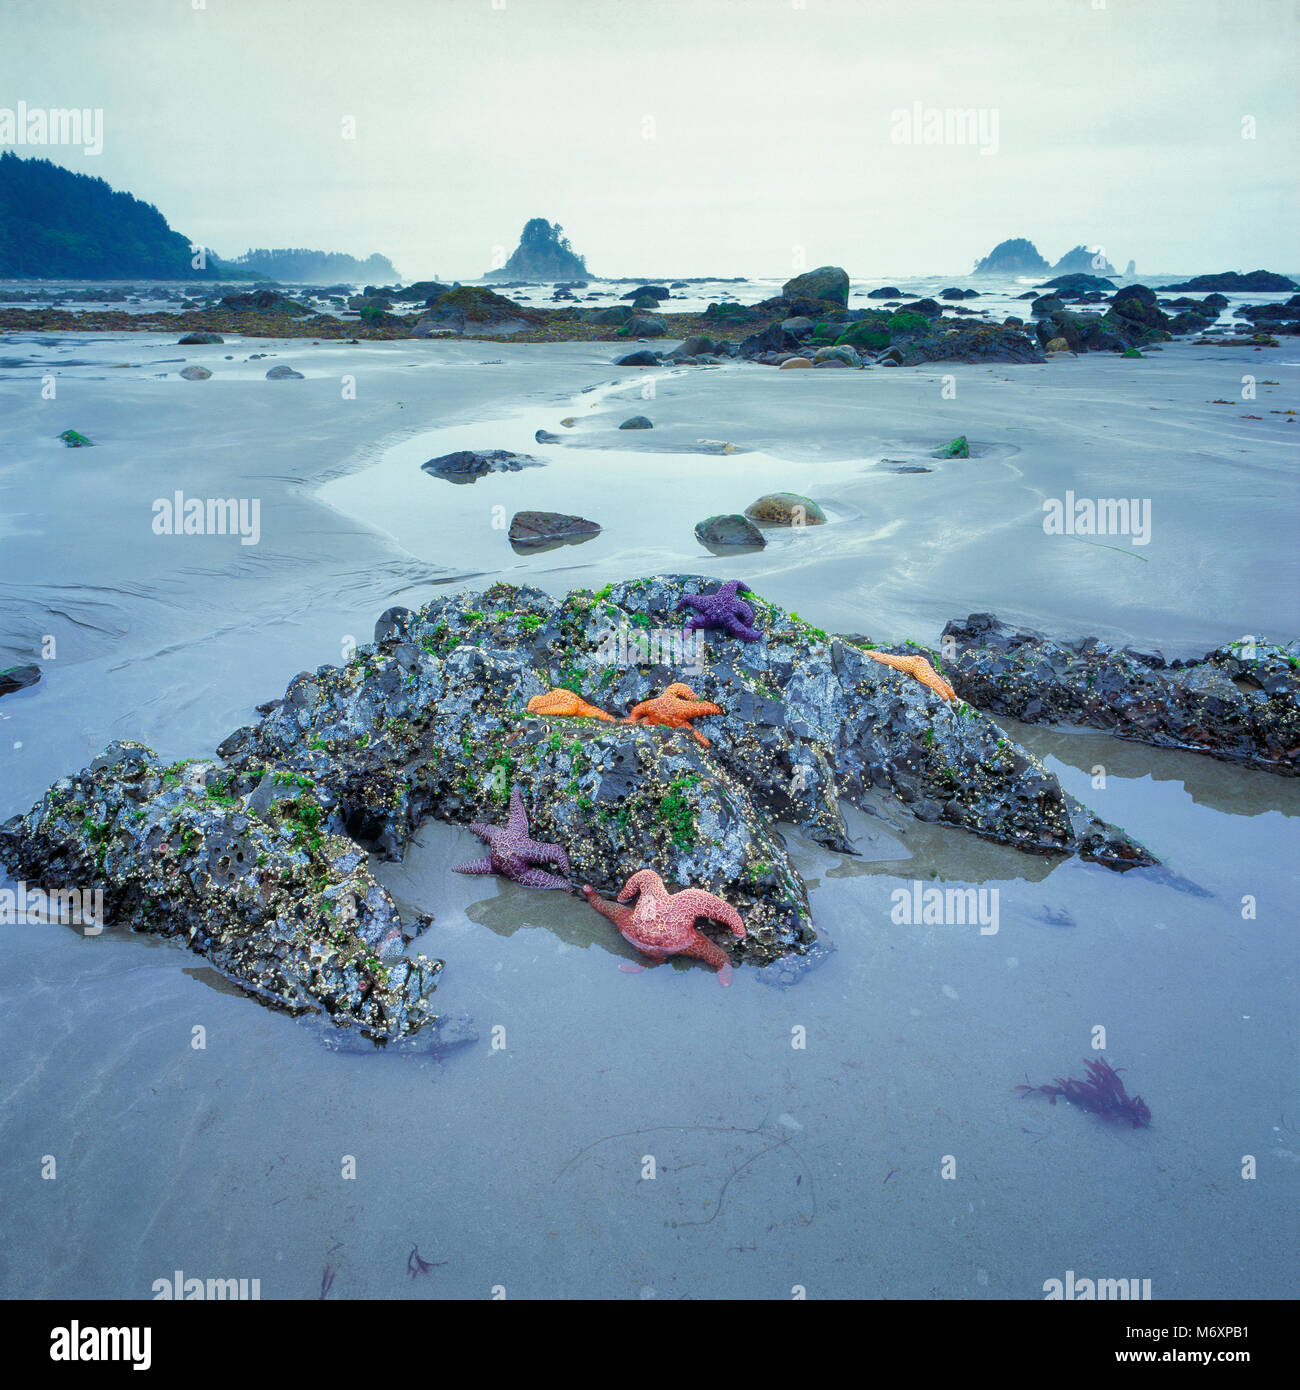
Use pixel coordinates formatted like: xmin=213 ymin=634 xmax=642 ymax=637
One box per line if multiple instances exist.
xmin=453 ymin=783 xmax=572 ymax=889
xmin=624 ymin=682 xmax=723 ymax=746
xmin=863 ymin=649 xmax=958 ymax=702
xmin=676 ymin=580 xmax=762 ymax=642
xmin=581 ymin=869 xmax=747 ymax=985
xmin=526 ymin=688 xmax=615 ymax=720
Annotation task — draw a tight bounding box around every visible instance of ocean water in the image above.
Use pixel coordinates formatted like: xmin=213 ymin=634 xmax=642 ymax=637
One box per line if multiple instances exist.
xmin=0 ymin=327 xmax=1296 ymax=1300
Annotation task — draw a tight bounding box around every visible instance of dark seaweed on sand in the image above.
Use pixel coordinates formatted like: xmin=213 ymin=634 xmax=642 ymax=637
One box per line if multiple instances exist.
xmin=1017 ymin=1055 xmax=1151 ymax=1128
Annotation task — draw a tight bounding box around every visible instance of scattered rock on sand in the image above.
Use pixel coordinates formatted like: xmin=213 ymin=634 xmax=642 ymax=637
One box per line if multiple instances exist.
xmin=180 ymin=366 xmax=212 ymax=380
xmin=937 ymin=436 xmax=970 ymax=457
xmin=508 ymin=511 xmax=601 ymax=549
xmin=615 ymin=349 xmax=660 ymax=366
xmin=58 ymin=429 xmax=92 ymax=447
xmin=779 ymin=357 xmax=814 ymax=369
xmin=695 ymin=514 xmax=766 ymax=547
xmin=178 ymin=332 xmax=224 ymax=345
xmin=813 ymin=345 xmax=856 ymax=365
xmin=744 ymin=493 xmax=827 ymax=526
xmin=421 ymin=449 xmax=545 ymax=484
xmin=0 ymin=665 xmax=40 ymax=697
xmin=1045 ymin=337 xmax=1070 ymax=352
xmin=619 ymin=316 xmax=667 ymax=338
xmin=266 ymin=365 xmax=303 ymax=379
xmin=619 ymin=415 xmax=653 ymax=429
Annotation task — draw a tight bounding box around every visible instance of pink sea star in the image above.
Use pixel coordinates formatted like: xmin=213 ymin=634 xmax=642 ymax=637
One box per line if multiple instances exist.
xmin=581 ymin=868 xmax=747 ymax=985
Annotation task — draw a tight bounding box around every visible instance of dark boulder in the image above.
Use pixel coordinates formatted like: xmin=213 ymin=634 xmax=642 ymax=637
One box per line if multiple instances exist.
xmin=782 ymin=265 xmax=849 ymax=307
xmin=421 ymin=450 xmax=545 ymax=484
xmin=1158 ymin=271 xmax=1297 ymax=293
xmin=695 ymin=514 xmax=766 ymax=548
xmin=508 ymin=511 xmax=601 ymax=549
xmin=0 ymin=665 xmax=40 ymax=697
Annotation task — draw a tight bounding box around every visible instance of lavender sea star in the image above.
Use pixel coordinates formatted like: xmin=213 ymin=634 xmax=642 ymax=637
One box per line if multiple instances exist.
xmin=453 ymin=784 xmax=572 ymax=889
xmin=676 ymin=580 xmax=761 ymax=642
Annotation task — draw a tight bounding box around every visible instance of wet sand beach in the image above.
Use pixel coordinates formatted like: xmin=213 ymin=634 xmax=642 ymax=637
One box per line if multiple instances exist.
xmin=0 ymin=330 xmax=1297 ymax=1299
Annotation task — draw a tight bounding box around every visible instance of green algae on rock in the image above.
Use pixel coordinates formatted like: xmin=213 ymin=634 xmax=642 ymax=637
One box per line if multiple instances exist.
xmin=0 ymin=743 xmax=441 ymax=1041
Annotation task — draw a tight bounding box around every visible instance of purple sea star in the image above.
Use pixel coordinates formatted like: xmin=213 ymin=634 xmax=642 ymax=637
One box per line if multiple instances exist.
xmin=453 ymin=784 xmax=572 ymax=889
xmin=676 ymin=580 xmax=761 ymax=642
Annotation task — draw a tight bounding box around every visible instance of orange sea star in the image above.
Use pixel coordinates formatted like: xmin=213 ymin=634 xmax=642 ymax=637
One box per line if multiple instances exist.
xmin=863 ymin=650 xmax=957 ymax=702
xmin=624 ymin=682 xmax=722 ymax=746
xmin=526 ymin=688 xmax=615 ymax=720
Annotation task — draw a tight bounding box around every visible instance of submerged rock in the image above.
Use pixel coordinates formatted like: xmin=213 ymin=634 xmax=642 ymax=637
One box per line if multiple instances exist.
xmin=265 ymin=365 xmax=303 ymax=379
xmin=942 ymin=613 xmax=1300 ymax=776
xmin=178 ymin=332 xmax=224 ymax=345
xmin=179 ymin=366 xmax=212 ymax=380
xmin=618 ymin=415 xmax=653 ymax=429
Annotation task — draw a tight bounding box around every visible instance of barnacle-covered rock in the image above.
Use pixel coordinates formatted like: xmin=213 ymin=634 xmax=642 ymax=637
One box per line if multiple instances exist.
xmin=943 ymin=613 xmax=1300 ymax=776
xmin=0 ymin=742 xmax=441 ymax=1040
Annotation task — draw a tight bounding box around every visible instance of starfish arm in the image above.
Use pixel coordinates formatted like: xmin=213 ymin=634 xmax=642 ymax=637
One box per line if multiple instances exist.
xmin=507 ymin=785 xmax=529 ymax=835
xmin=466 ymin=822 xmax=495 ymax=842
xmin=675 ymin=595 xmax=704 ymax=614
xmin=515 ymin=868 xmax=571 ymax=890
xmin=672 ymin=889 xmax=747 ymax=938
xmin=452 ymin=857 xmax=494 ymax=875
xmin=582 ymin=884 xmax=634 ymax=929
xmin=527 ymin=840 xmax=571 ymax=874
xmin=680 ymin=930 xmax=731 ymax=971
xmin=619 ymin=868 xmax=667 ymax=903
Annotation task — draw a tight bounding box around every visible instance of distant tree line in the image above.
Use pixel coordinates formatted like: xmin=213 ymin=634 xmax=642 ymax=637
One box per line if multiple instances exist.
xmin=226 ymin=248 xmax=400 ymax=283
xmin=0 ymin=151 xmax=231 ymax=278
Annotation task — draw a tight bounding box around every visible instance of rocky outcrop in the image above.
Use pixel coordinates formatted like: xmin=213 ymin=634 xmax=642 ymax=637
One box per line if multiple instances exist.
xmin=1159 ymin=271 xmax=1297 ymax=293
xmin=1050 ymin=246 xmax=1118 ymax=275
xmin=413 ymin=286 xmax=545 ymax=336
xmin=483 ymin=219 xmax=590 ymax=282
xmin=2 ymin=580 xmax=1175 ymax=1031
xmin=973 ymin=238 xmax=1051 ymax=276
xmin=942 ymin=613 xmax=1300 ymax=776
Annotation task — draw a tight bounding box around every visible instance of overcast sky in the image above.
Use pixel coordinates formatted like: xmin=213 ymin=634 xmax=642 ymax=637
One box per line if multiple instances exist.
xmin=2 ymin=0 xmax=1296 ymax=280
